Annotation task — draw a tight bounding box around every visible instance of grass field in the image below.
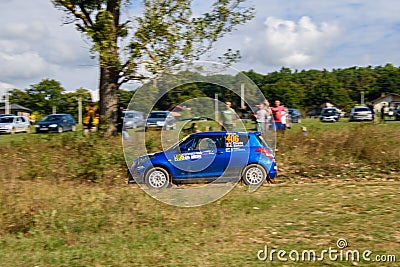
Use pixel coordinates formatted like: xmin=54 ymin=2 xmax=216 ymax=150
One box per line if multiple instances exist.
xmin=0 ymin=118 xmax=399 ymax=266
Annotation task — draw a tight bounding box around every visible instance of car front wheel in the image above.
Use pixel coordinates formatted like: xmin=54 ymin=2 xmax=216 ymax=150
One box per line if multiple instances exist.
xmin=58 ymin=126 xmax=63 ymax=133
xmin=242 ymin=164 xmax=267 ymax=186
xmin=145 ymin=167 xmax=170 ymax=189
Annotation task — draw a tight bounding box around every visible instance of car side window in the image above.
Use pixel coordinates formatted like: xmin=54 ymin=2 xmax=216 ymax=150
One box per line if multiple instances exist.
xmin=194 ymin=136 xmax=223 ymax=151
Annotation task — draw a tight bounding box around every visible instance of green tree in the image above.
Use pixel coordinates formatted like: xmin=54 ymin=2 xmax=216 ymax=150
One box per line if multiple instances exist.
xmin=9 ymin=89 xmax=31 ymax=109
xmin=52 ymin=0 xmax=254 ymax=135
xmin=26 ymin=79 xmax=65 ymax=115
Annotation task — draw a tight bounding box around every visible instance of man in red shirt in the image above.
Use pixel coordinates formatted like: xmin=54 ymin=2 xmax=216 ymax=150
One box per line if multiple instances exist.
xmin=270 ymin=100 xmax=287 ymax=133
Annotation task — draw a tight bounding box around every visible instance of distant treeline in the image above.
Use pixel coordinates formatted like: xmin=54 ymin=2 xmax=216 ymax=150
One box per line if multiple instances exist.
xmin=8 ymin=64 xmax=400 ymax=118
xmin=148 ymin=64 xmax=400 ymax=112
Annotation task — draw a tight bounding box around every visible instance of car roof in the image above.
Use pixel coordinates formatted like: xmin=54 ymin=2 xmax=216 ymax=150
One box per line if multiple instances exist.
xmin=0 ymin=115 xmax=18 ymax=118
xmin=190 ymin=131 xmax=261 ymax=137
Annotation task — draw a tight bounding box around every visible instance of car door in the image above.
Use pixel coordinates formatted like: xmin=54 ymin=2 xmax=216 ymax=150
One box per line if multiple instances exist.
xmin=168 ymin=135 xmax=225 ymax=179
xmin=224 ymin=133 xmax=251 ymax=176
xmin=15 ymin=117 xmax=25 ymax=132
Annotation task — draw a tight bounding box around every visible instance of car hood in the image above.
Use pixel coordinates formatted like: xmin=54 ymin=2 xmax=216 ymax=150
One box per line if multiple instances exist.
xmin=37 ymin=121 xmax=62 ymax=126
xmin=146 ymin=118 xmax=166 ymax=122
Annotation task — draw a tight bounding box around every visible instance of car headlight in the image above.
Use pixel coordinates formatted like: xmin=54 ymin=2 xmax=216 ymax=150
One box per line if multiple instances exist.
xmin=35 ymin=125 xmax=40 ymax=128
xmin=125 ymin=121 xmax=132 ymax=125
xmin=156 ymin=121 xmax=165 ymax=126
xmin=49 ymin=124 xmax=58 ymax=127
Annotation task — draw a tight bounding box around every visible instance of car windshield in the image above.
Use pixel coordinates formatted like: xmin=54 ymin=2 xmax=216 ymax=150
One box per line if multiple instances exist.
xmin=125 ymin=113 xmax=135 ymax=118
xmin=42 ymin=115 xmax=62 ymax=121
xmin=354 ymin=107 xmax=369 ymax=112
xmin=149 ymin=112 xmax=167 ymax=118
xmin=166 ymin=135 xmax=191 ymax=152
xmin=322 ymin=109 xmax=336 ymax=115
xmin=0 ymin=117 xmax=14 ymax=123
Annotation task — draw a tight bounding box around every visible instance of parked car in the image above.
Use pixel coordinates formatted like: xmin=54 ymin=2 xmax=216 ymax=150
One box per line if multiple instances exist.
xmin=128 ymin=131 xmax=277 ymax=188
xmin=145 ymin=111 xmax=176 ymax=131
xmin=320 ymin=108 xmax=340 ymax=122
xmin=0 ymin=115 xmax=30 ymax=134
xmin=395 ymin=107 xmax=400 ymax=121
xmin=287 ymin=108 xmax=302 ymax=123
xmin=349 ymin=106 xmax=373 ymax=122
xmin=123 ymin=110 xmax=145 ymax=129
xmin=35 ymin=114 xmax=76 ymax=133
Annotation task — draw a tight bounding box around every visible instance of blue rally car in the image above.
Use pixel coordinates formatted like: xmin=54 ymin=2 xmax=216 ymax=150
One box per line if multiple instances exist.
xmin=128 ymin=131 xmax=277 ymax=189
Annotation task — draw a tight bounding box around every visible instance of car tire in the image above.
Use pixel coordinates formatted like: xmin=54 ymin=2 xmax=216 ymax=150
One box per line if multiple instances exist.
xmin=11 ymin=127 xmax=16 ymax=134
xmin=145 ymin=167 xmax=170 ymax=189
xmin=58 ymin=126 xmax=63 ymax=133
xmin=242 ymin=164 xmax=267 ymax=186
xmin=172 ymin=123 xmax=176 ymax=130
xmin=132 ymin=123 xmax=137 ymax=129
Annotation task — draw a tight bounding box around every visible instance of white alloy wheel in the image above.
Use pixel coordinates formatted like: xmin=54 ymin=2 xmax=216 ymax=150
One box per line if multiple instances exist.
xmin=145 ymin=167 xmax=170 ymax=189
xmin=242 ymin=164 xmax=267 ymax=186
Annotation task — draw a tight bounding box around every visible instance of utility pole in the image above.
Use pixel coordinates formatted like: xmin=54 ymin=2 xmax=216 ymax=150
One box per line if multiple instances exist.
xmin=78 ymin=97 xmax=82 ymax=125
xmin=361 ymin=91 xmax=365 ymax=105
xmin=5 ymin=90 xmax=10 ymax=114
xmin=241 ymin=83 xmax=245 ymax=108
xmin=215 ymin=93 xmax=219 ymax=122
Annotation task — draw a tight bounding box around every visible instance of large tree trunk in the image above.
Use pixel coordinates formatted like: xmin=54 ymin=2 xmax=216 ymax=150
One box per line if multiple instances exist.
xmin=98 ymin=0 xmax=121 ymax=137
xmin=99 ymin=64 xmax=119 ymax=136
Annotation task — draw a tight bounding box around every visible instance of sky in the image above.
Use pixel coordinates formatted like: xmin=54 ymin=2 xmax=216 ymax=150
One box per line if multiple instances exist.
xmin=1 ymin=0 xmax=399 ymax=101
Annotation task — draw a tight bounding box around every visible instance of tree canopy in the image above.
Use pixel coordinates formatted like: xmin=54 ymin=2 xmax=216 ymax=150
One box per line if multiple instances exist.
xmin=52 ymin=0 xmax=254 ymax=135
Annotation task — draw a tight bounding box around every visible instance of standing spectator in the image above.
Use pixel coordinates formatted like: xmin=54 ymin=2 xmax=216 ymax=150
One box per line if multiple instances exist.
xmin=256 ymin=103 xmax=267 ymax=133
xmin=367 ymin=102 xmax=375 ymax=123
xmin=380 ymin=103 xmax=386 ymax=123
xmin=83 ymin=100 xmax=99 ymax=136
xmin=239 ymin=105 xmax=249 ymax=119
xmin=116 ymin=106 xmax=124 ymax=133
xmin=220 ymin=101 xmax=237 ymax=131
xmin=263 ymin=99 xmax=272 ymax=131
xmin=270 ymin=100 xmax=286 ymax=133
xmin=280 ymin=109 xmax=288 ymax=133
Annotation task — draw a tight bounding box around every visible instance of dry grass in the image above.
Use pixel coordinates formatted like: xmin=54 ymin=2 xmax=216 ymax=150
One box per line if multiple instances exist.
xmin=0 ymin=119 xmax=399 ymax=266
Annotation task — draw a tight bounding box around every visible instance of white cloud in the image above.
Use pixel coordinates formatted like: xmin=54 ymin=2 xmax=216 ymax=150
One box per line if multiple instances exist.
xmin=244 ymin=16 xmax=339 ymax=67
xmin=0 ymin=51 xmax=49 ymax=79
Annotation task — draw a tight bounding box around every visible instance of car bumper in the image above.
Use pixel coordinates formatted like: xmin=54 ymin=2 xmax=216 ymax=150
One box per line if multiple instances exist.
xmin=0 ymin=128 xmax=12 ymax=133
xmin=351 ymin=115 xmax=372 ymax=121
xmin=35 ymin=127 xmax=60 ymax=132
xmin=320 ymin=117 xmax=338 ymax=122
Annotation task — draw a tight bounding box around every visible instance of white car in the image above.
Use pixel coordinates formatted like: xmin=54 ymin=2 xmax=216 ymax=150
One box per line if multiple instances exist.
xmin=349 ymin=106 xmax=373 ymax=122
xmin=0 ymin=115 xmax=30 ymax=134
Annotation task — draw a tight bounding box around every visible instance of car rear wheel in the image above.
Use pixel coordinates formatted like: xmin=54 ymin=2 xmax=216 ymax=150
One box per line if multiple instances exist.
xmin=242 ymin=164 xmax=267 ymax=186
xmin=145 ymin=167 xmax=170 ymax=189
